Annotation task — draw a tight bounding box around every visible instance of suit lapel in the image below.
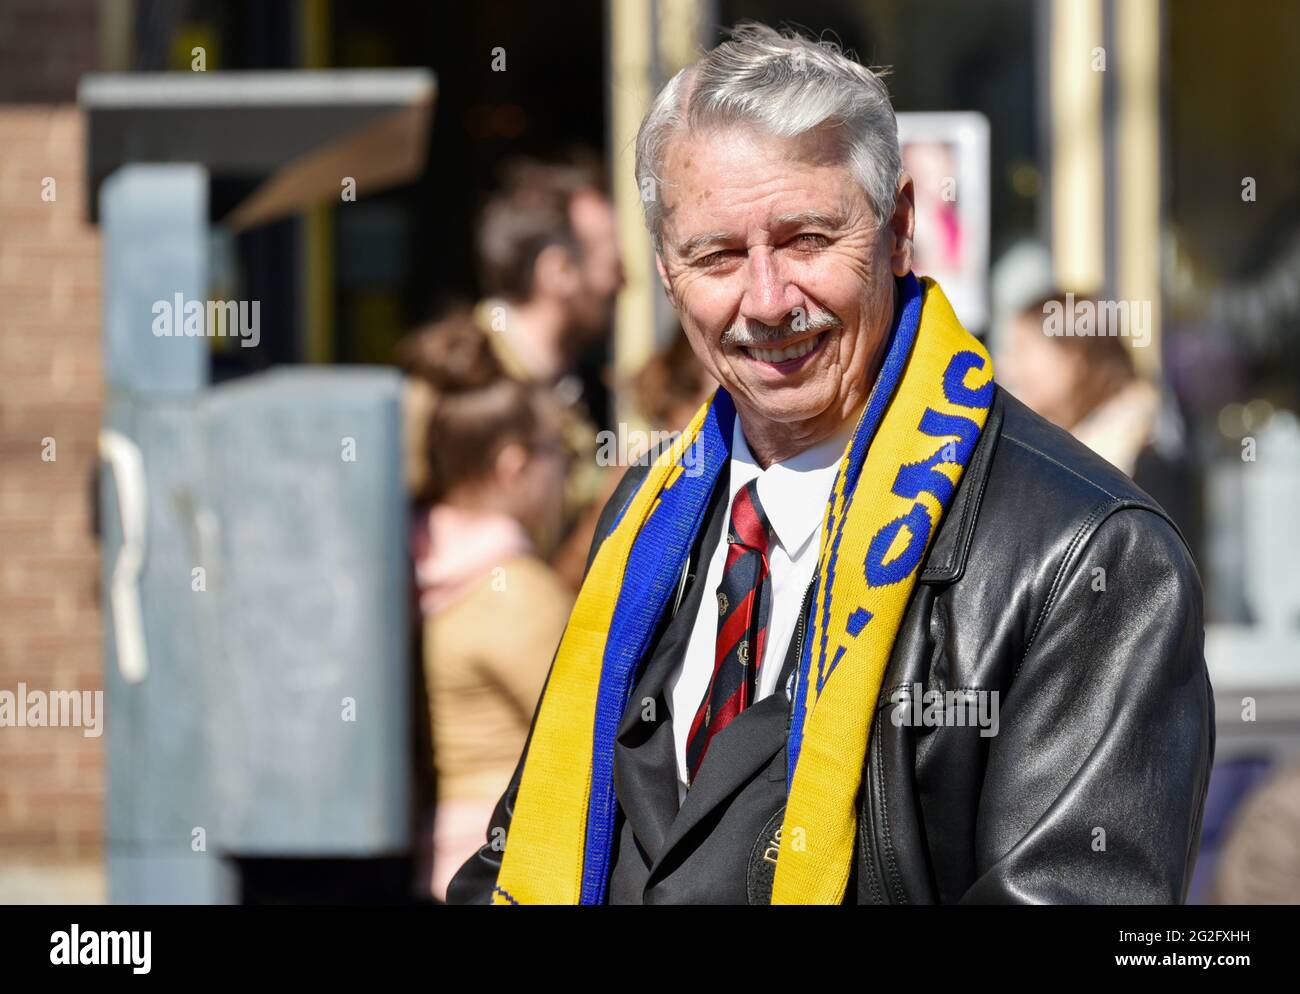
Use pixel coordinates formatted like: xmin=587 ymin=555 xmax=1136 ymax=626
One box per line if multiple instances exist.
xmin=647 ymin=594 xmax=803 ymax=883
xmin=649 ymin=691 xmax=789 ymax=881
xmin=609 ymin=448 xmax=808 ymax=882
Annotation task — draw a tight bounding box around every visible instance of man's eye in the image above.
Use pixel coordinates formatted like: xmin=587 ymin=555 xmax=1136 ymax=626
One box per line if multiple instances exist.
xmin=698 ymin=249 xmax=740 ymax=267
xmin=790 ymin=233 xmax=828 ymax=250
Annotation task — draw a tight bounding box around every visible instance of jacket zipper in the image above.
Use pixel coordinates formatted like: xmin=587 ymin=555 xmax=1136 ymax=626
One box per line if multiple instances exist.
xmin=785 ymin=578 xmax=815 ymax=731
xmin=861 ymin=710 xmax=889 ymax=903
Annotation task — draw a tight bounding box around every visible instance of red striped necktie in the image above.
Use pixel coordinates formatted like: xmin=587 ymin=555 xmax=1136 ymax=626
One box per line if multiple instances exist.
xmin=684 ymin=477 xmax=774 ymax=786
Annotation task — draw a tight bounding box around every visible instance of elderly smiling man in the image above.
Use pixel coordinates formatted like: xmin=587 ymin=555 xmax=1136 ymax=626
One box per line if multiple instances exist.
xmin=448 ymin=23 xmax=1214 ymax=905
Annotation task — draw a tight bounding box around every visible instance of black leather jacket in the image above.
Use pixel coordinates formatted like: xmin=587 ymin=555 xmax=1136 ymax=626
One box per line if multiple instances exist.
xmin=448 ymin=387 xmax=1215 ymax=904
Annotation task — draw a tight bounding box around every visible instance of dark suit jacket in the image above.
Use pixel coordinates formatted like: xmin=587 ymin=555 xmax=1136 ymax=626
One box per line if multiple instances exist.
xmin=447 ymin=387 xmax=1216 ymax=904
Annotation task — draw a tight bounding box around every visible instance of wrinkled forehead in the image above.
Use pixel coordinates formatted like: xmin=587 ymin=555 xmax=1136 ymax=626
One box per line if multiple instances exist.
xmin=656 ymin=124 xmax=867 ymax=250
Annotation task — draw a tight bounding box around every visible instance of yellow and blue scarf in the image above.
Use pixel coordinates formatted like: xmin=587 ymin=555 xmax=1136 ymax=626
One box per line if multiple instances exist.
xmin=493 ymin=274 xmax=994 ymax=904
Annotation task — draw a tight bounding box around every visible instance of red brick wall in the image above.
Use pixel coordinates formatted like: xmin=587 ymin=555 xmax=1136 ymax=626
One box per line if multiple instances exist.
xmin=0 ymin=106 xmax=104 ymax=863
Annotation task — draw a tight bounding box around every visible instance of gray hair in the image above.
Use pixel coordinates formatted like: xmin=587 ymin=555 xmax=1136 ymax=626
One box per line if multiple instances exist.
xmin=635 ymin=23 xmax=902 ymax=254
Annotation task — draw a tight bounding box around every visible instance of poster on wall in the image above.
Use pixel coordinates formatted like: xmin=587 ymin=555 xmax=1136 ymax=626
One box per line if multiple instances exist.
xmin=896 ymin=111 xmax=991 ymax=333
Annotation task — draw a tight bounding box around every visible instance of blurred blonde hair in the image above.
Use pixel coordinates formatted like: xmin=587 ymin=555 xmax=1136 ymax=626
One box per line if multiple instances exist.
xmin=1211 ymin=761 xmax=1300 ymax=904
xmin=395 ymin=310 xmax=562 ymax=503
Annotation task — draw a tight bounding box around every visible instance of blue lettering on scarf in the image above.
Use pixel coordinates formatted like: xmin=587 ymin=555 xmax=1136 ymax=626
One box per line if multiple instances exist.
xmin=890 ymin=410 xmax=981 ymax=505
xmin=862 ymin=350 xmax=990 ymax=590
xmin=943 ymin=351 xmax=995 ymax=408
xmin=786 ymin=289 xmax=992 ymax=790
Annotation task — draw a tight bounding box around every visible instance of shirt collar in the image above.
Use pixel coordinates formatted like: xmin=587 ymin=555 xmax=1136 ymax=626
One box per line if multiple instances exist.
xmin=728 ymin=403 xmax=864 ymax=558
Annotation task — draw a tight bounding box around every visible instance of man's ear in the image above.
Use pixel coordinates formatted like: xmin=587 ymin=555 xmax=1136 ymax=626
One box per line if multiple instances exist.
xmin=889 ymin=174 xmax=916 ymax=277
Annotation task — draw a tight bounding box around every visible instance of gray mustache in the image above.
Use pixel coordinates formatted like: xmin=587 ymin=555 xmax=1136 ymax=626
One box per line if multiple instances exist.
xmin=719 ymin=309 xmax=841 ymax=347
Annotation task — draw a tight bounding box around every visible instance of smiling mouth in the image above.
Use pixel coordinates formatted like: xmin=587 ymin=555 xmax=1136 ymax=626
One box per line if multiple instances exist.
xmin=740 ymin=330 xmax=828 ymax=366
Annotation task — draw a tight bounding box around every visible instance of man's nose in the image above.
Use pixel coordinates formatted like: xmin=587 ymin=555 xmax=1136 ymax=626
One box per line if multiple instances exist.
xmin=739 ymin=248 xmax=802 ymax=327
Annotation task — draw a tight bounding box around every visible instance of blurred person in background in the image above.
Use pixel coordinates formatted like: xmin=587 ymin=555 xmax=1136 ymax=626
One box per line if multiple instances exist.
xmin=471 ymin=158 xmax=625 ymax=580
xmin=999 ymin=290 xmax=1203 ymax=560
xmin=478 ymin=156 xmax=625 ymax=377
xmin=396 ymin=313 xmax=575 ymax=902
xmin=630 ymin=328 xmax=718 ymax=435
xmin=1212 ymin=761 xmax=1300 ymax=904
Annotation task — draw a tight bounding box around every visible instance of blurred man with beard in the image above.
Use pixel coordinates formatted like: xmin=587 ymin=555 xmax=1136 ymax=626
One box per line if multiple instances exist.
xmin=403 ymin=159 xmax=623 ymax=572
xmin=474 ymin=158 xmax=623 ymax=391
xmin=474 ymin=160 xmax=622 ymax=572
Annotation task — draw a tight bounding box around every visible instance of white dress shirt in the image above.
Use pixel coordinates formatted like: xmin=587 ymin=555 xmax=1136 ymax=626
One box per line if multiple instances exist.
xmin=667 ymin=409 xmax=862 ymax=804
